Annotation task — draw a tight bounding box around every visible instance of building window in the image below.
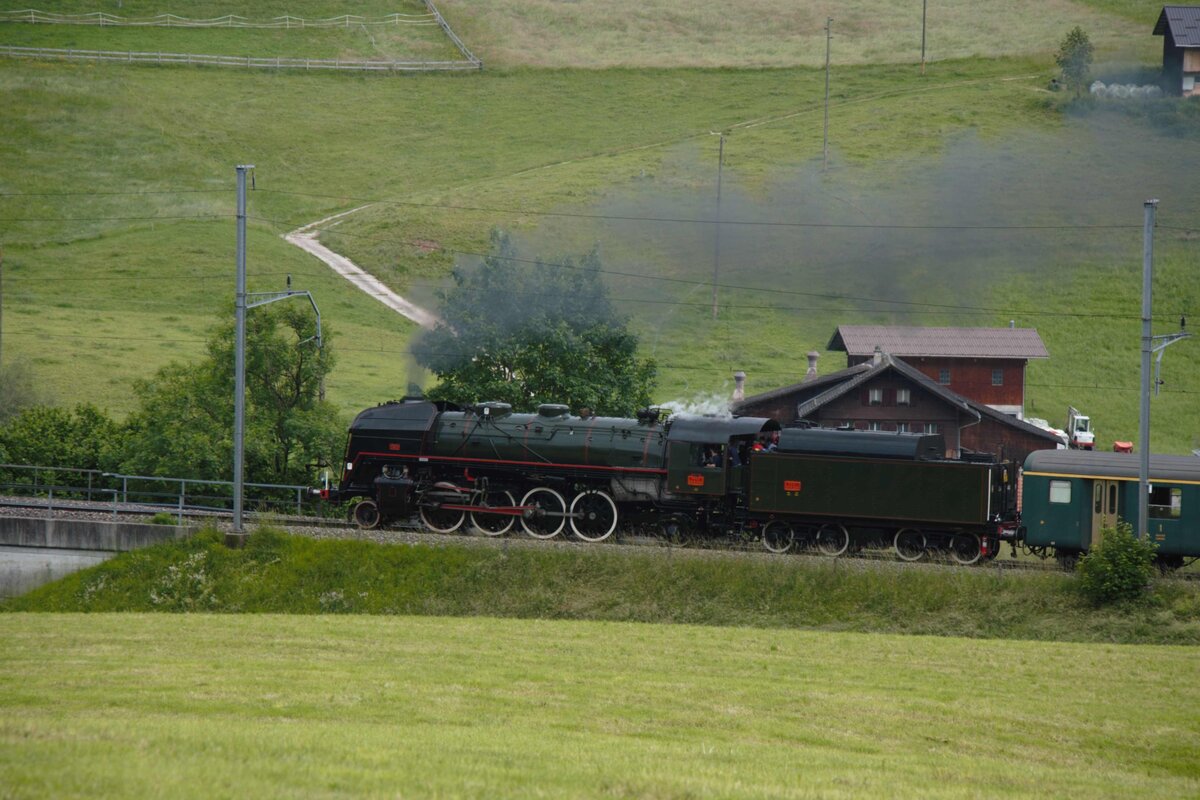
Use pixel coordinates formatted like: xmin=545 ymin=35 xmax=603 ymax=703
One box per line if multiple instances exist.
xmin=896 ymin=388 xmax=911 ymax=406
xmin=925 ymin=422 xmax=939 ymax=434
xmin=897 ymin=422 xmax=910 ymax=433
xmin=992 ymin=368 xmax=1004 ymax=386
xmin=1049 ymin=480 xmax=1072 ymax=505
xmin=868 ymin=388 xmax=883 ymax=406
xmin=938 ymin=368 xmax=951 ymax=385
xmin=1149 ymin=486 xmax=1182 ymax=519
xmin=868 ymin=421 xmax=882 ymax=431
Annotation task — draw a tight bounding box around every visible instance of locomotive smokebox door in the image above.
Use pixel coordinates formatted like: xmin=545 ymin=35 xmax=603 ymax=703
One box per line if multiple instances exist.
xmin=374 ymin=471 xmax=415 ymax=518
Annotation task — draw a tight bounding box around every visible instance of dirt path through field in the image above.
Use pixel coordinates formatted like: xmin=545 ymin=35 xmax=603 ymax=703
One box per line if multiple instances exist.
xmin=283 ymin=206 xmax=440 ymax=330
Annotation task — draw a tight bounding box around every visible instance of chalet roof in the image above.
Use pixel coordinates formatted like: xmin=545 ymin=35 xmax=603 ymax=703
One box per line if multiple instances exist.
xmin=827 ymin=325 xmax=1049 ymax=360
xmin=792 ymin=354 xmax=979 ymax=421
xmin=733 ymin=353 xmax=1061 ymax=445
xmin=1154 ymin=6 xmax=1200 ymax=46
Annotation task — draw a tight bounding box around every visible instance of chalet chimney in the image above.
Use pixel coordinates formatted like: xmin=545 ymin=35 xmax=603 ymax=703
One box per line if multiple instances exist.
xmin=872 ymin=345 xmax=883 ymax=366
xmin=732 ymin=371 xmax=746 ymax=402
xmin=804 ymin=351 xmax=820 ymax=382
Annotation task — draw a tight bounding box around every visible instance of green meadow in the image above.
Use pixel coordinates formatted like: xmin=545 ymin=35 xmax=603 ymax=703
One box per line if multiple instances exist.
xmin=1 ymin=0 xmax=1197 ymax=447
xmin=1 ymin=610 xmax=1197 ymax=798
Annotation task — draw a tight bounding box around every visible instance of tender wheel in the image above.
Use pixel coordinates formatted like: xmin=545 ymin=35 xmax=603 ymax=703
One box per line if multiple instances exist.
xmin=419 ymin=502 xmax=465 ymax=534
xmin=569 ymin=490 xmax=619 ymax=543
xmin=520 ymin=487 xmax=567 ymax=539
xmin=762 ymin=520 xmax=794 ymax=554
xmin=815 ymin=523 xmax=850 ymax=557
xmin=894 ymin=528 xmax=926 ymax=562
xmin=949 ymin=532 xmax=982 ymax=566
xmin=352 ymin=499 xmax=380 ymax=530
xmin=470 ymin=490 xmax=517 ymax=537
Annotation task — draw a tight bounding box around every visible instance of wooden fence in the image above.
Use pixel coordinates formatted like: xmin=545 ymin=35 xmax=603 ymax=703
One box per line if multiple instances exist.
xmin=0 ymin=0 xmax=483 ymax=71
xmin=0 ymin=10 xmax=437 ymax=28
xmin=0 ymin=45 xmax=480 ymax=72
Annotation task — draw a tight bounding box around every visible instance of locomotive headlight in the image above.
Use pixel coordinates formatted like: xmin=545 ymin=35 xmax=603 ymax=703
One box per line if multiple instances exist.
xmin=346 ymin=462 xmax=354 ymax=471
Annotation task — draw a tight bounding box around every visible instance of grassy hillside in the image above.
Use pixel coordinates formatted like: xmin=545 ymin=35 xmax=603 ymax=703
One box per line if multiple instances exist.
xmin=8 ymin=527 xmax=1200 ymax=644
xmin=2 ymin=610 xmax=1198 ymax=798
xmin=436 ymin=0 xmax=1150 ymax=68
xmin=1 ymin=2 xmax=1197 ymax=452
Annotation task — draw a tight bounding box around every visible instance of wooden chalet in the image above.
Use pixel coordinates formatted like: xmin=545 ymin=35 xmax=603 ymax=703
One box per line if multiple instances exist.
xmin=1154 ymin=6 xmax=1200 ymax=97
xmin=827 ymin=325 xmax=1049 ymax=418
xmin=733 ymin=350 xmax=1061 ymax=464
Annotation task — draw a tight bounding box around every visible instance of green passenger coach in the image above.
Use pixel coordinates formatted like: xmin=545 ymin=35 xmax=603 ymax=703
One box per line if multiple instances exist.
xmin=1021 ymin=450 xmax=1200 ymax=569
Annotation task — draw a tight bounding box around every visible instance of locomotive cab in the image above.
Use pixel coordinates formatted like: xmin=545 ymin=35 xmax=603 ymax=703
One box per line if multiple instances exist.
xmin=665 ymin=415 xmax=781 ymax=496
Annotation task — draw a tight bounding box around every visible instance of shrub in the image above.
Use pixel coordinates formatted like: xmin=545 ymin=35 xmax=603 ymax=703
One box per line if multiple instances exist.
xmin=1077 ymin=522 xmax=1157 ymax=604
xmin=149 ymin=512 xmax=179 ymax=525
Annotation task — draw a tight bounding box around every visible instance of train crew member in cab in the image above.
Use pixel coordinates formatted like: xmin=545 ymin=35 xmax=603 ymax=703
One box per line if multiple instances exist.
xmin=700 ymin=446 xmax=724 ymax=468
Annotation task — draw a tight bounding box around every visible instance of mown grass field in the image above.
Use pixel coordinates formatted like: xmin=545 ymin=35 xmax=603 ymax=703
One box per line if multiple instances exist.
xmin=2 ymin=610 xmax=1198 ymax=798
xmin=435 ymin=0 xmax=1153 ymax=68
xmin=1 ymin=1 xmax=1197 ymax=452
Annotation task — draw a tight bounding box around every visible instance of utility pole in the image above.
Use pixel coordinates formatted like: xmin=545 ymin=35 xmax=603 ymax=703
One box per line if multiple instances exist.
xmin=921 ymin=0 xmax=928 ymax=75
xmin=1137 ymin=198 xmax=1191 ymax=538
xmin=230 ymin=165 xmax=323 ymax=547
xmin=711 ymin=133 xmax=724 ymax=320
xmin=231 ymin=164 xmax=253 ymax=546
xmin=823 ymin=17 xmax=832 ymax=172
xmin=0 ymin=245 xmax=4 ymax=369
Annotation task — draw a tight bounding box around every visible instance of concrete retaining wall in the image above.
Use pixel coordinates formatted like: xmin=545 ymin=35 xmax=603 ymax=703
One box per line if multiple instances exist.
xmin=0 ymin=516 xmax=191 ymax=551
xmin=0 ymin=517 xmax=193 ymax=598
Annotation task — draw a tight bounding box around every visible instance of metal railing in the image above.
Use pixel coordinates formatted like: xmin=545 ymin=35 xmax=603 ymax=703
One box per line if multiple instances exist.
xmin=0 ymin=463 xmax=320 ymax=520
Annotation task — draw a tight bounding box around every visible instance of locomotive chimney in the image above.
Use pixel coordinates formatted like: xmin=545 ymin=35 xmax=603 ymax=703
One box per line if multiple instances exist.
xmin=804 ymin=351 xmax=820 ymax=382
xmin=732 ymin=371 xmax=746 ymax=402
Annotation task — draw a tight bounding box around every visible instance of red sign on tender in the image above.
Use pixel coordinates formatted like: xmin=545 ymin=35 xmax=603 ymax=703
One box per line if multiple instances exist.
xmin=687 ymin=474 xmax=705 ymax=487
xmin=783 ymin=480 xmax=802 ymax=492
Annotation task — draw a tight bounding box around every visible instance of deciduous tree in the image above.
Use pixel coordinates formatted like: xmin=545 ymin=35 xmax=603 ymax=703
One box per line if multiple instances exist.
xmin=1055 ymin=26 xmax=1094 ymax=98
xmin=120 ymin=305 xmax=342 ymax=486
xmin=413 ymin=231 xmax=657 ymax=416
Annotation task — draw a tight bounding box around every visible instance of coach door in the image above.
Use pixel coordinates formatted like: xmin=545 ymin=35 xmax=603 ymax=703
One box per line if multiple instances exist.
xmin=1090 ymin=480 xmax=1120 ymax=549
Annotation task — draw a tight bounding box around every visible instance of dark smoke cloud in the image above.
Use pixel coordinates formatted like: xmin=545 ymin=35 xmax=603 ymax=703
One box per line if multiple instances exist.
xmin=510 ymin=110 xmax=1198 ymax=330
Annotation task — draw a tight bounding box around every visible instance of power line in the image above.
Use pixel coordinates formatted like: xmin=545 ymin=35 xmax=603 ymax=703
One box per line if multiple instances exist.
xmin=260 ymin=216 xmax=1167 ymax=319
xmin=256 ymin=190 xmax=1151 ymax=231
xmin=0 ymin=214 xmax=229 ymax=222
xmin=0 ymin=189 xmax=228 ymax=198
xmin=5 ymin=330 xmax=1196 ymax=389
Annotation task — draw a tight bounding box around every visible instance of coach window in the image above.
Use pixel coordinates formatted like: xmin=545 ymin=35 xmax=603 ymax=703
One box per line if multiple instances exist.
xmin=938 ymin=368 xmax=951 ymax=385
xmin=1049 ymin=480 xmax=1072 ymax=504
xmin=1149 ymin=485 xmax=1182 ymax=519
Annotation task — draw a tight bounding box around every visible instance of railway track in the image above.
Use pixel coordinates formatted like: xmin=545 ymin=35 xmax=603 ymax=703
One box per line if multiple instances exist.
xmin=6 ymin=493 xmax=1196 ymax=578
xmin=0 ymin=493 xmax=1063 ymax=573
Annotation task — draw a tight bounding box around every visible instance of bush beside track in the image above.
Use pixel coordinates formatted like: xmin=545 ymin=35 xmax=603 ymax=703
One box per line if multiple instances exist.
xmin=6 ymin=526 xmax=1199 ymax=644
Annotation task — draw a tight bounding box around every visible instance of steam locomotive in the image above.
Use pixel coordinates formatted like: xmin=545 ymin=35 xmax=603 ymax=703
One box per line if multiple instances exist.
xmin=322 ymin=398 xmax=1018 ymax=565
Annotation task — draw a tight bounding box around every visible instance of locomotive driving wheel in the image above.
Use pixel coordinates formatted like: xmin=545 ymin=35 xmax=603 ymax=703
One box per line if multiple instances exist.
xmin=949 ymin=532 xmax=982 ymax=566
xmin=352 ymin=499 xmax=381 ymax=530
xmin=762 ymin=520 xmax=794 ymax=554
xmin=520 ymin=487 xmax=567 ymax=539
xmin=420 ymin=502 xmax=465 ymax=534
xmin=815 ymin=523 xmax=850 ymax=557
xmin=894 ymin=528 xmax=926 ymax=562
xmin=470 ymin=490 xmax=517 ymax=537
xmin=569 ymin=490 xmax=619 ymax=543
